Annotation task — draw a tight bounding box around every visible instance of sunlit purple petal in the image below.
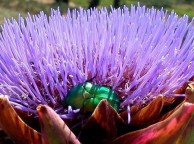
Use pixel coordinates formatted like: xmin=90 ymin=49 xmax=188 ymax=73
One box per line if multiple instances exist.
xmin=0 ymin=5 xmax=193 ymax=117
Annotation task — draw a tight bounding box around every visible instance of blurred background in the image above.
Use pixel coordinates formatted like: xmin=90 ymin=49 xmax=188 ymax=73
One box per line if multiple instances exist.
xmin=0 ymin=0 xmax=194 ymax=24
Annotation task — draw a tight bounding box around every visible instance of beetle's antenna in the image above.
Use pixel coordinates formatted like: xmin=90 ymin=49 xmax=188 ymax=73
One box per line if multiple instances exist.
xmin=86 ymin=73 xmax=97 ymax=82
xmin=82 ymin=95 xmax=95 ymax=112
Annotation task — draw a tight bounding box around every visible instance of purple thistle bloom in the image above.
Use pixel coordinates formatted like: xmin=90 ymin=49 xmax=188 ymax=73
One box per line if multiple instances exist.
xmin=0 ymin=5 xmax=194 ymax=118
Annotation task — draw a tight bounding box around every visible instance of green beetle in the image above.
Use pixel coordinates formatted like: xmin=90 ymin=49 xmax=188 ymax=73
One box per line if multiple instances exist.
xmin=63 ymin=81 xmax=120 ymax=113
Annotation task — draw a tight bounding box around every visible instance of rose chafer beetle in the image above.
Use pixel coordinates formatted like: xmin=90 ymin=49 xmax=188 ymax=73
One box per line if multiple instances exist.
xmin=63 ymin=81 xmax=120 ymax=113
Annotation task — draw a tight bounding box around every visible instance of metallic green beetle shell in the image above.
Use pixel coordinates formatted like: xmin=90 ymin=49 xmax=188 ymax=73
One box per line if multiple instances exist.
xmin=63 ymin=82 xmax=120 ymax=113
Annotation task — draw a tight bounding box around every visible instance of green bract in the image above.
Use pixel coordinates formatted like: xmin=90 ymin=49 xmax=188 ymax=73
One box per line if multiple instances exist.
xmin=63 ymin=82 xmax=120 ymax=112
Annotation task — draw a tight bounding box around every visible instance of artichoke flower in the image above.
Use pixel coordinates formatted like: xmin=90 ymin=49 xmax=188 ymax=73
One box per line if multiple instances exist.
xmin=0 ymin=5 xmax=194 ymax=144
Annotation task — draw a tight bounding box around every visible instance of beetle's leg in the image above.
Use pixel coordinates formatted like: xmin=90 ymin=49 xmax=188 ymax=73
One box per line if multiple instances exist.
xmin=82 ymin=98 xmax=88 ymax=112
xmin=82 ymin=82 xmax=87 ymax=91
xmin=82 ymin=95 xmax=95 ymax=112
xmin=82 ymin=83 xmax=93 ymax=98
xmin=82 ymin=82 xmax=94 ymax=94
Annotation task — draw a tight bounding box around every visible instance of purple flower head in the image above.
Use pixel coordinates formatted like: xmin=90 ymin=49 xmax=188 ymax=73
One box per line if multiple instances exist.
xmin=0 ymin=5 xmax=194 ymax=118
